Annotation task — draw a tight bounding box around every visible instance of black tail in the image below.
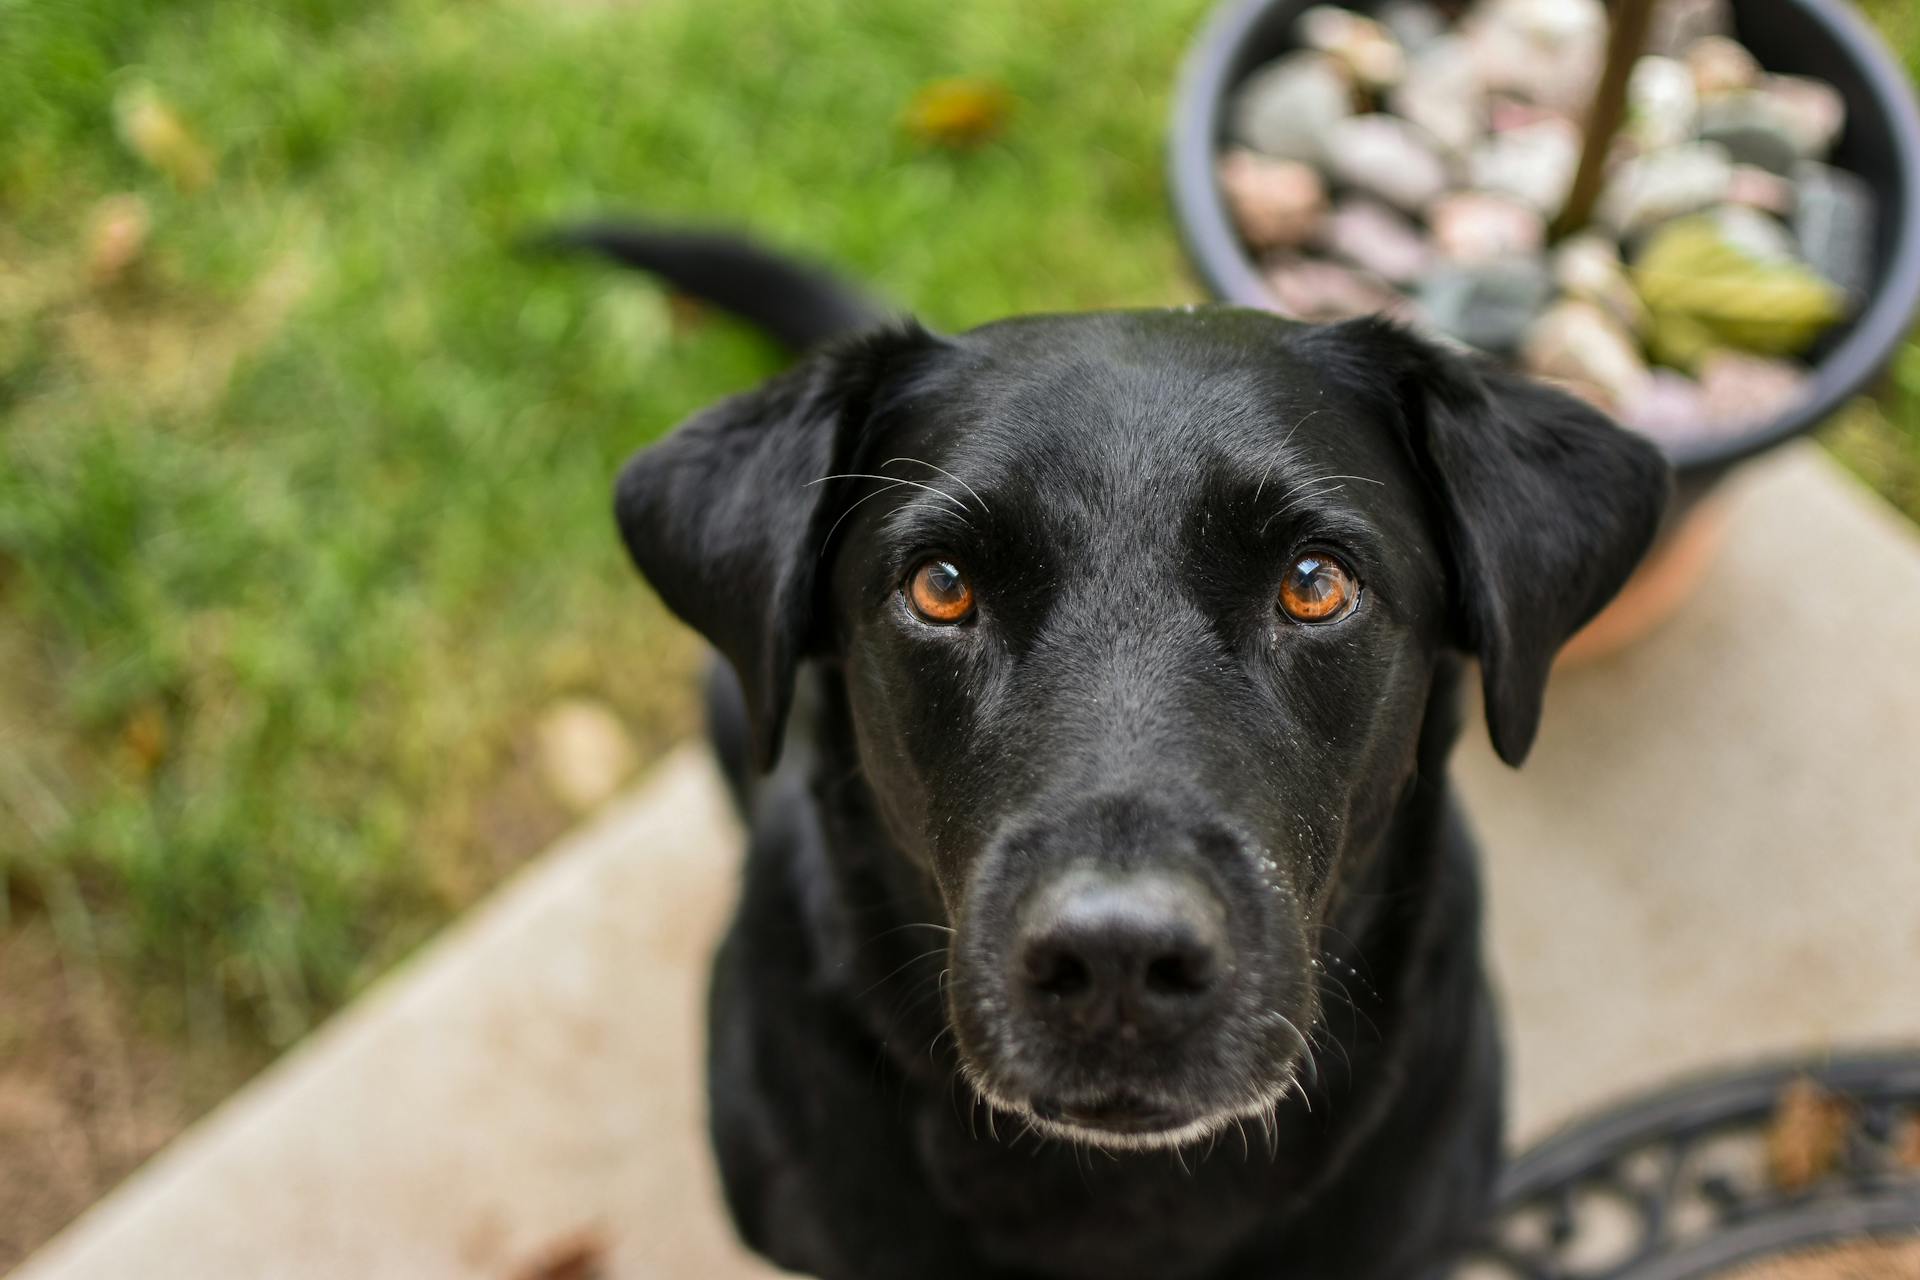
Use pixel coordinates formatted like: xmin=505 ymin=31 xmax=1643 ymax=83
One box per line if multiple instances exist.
xmin=530 ymin=222 xmax=886 ymax=351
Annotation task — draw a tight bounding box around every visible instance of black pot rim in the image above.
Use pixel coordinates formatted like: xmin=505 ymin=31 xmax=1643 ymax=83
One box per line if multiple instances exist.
xmin=1168 ymin=0 xmax=1920 ymax=480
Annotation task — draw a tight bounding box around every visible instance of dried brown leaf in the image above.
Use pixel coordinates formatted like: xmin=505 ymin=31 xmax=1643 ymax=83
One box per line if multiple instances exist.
xmin=1766 ymin=1076 xmax=1851 ymax=1192
xmin=509 ymin=1229 xmax=608 ymax=1280
xmin=86 ymin=195 xmax=151 ymax=288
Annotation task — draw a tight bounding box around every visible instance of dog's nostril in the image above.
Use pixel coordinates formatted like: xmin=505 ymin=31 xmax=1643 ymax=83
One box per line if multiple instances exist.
xmin=1013 ymin=871 xmax=1231 ymax=1034
xmin=1144 ymin=949 xmax=1212 ymax=996
xmin=1028 ymin=948 xmax=1092 ymax=998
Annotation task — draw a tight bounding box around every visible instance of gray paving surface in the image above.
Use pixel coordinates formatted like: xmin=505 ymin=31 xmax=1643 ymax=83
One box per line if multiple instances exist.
xmin=13 ymin=444 xmax=1920 ymax=1280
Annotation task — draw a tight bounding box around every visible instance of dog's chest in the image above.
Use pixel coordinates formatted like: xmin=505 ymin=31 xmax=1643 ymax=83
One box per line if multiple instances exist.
xmin=911 ymin=1105 xmax=1310 ymax=1280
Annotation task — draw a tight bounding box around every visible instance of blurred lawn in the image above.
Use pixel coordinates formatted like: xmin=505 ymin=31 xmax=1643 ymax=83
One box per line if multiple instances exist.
xmin=0 ymin=0 xmax=1214 ymax=1065
xmin=1 ymin=0 xmax=1918 ymax=1080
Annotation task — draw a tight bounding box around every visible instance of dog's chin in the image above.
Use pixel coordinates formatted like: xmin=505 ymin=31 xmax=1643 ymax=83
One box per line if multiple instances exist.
xmin=963 ymin=1071 xmax=1309 ymax=1153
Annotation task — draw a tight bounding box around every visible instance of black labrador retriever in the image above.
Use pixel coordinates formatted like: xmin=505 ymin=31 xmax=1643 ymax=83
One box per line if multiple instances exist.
xmin=558 ymin=226 xmax=1669 ymax=1280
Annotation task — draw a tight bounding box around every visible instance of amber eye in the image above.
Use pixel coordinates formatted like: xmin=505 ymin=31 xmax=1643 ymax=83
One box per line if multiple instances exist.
xmin=1278 ymin=552 xmax=1359 ymax=624
xmin=906 ymin=558 xmax=975 ymax=624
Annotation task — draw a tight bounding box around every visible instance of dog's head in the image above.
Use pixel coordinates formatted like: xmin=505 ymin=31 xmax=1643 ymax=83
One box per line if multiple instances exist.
xmin=618 ymin=308 xmax=1668 ymax=1149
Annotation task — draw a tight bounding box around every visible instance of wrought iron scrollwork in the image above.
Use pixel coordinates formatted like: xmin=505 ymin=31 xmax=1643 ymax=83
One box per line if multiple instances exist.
xmin=1458 ymin=1051 xmax=1920 ymax=1279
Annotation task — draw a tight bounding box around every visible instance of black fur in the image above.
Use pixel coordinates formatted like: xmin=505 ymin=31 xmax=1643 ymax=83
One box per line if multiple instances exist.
xmin=570 ymin=228 xmax=1670 ymax=1280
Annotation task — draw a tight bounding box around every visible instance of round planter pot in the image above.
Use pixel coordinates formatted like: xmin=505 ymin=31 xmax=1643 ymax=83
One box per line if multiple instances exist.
xmin=1169 ymin=0 xmax=1920 ymax=651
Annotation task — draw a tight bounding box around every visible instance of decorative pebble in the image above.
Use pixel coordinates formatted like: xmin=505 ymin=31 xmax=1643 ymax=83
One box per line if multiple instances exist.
xmin=1265 ymin=255 xmax=1406 ymax=322
xmin=1418 ymin=260 xmax=1554 ymax=354
xmin=1628 ymin=56 xmax=1699 ymax=151
xmin=1553 ymin=233 xmax=1649 ymax=333
xmin=1231 ymin=52 xmax=1354 ymax=164
xmin=1468 ymin=117 xmax=1582 ymax=216
xmin=1431 ymin=191 xmax=1546 ymax=263
xmin=1219 ymin=149 xmax=1329 ymax=249
xmin=1708 ymin=205 xmax=1800 ymax=264
xmin=1464 ymin=0 xmax=1607 ymax=114
xmin=1794 ymin=161 xmax=1877 ymax=308
xmin=1597 ymin=142 xmax=1734 ymax=237
xmin=1488 ymin=98 xmax=1561 ymax=133
xmin=1523 ymin=300 xmax=1653 ymax=409
xmin=1685 ymin=35 xmax=1761 ymax=99
xmin=1297 ymin=5 xmax=1406 ymax=93
xmin=1648 ymin=0 xmax=1734 ymax=60
xmin=1378 ymin=0 xmax=1448 ymax=56
xmin=1765 ymin=75 xmax=1847 ymax=160
xmin=1699 ymin=351 xmax=1813 ymax=430
xmin=1216 ymin=0 xmax=1874 ymax=450
xmin=1391 ymin=38 xmax=1485 ymax=156
xmin=1725 ymin=164 xmax=1798 ymax=216
xmin=1698 ymin=93 xmax=1801 ymax=176
xmin=1633 ymin=214 xmax=1846 ymax=367
xmin=1622 ymin=369 xmax=1709 ymax=443
xmin=1323 ymin=114 xmax=1451 ymax=213
xmin=1318 ymin=198 xmax=1433 ymax=284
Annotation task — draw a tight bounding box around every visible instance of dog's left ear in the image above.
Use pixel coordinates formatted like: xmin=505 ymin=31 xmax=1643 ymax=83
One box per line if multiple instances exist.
xmin=1295 ymin=319 xmax=1672 ymax=767
xmin=614 ymin=322 xmax=936 ymax=770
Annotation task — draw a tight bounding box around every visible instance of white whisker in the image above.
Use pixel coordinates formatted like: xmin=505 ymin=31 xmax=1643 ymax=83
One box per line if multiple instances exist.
xmin=806 ymin=472 xmax=973 ymax=515
xmin=819 ymin=480 xmax=908 ymax=556
xmin=881 ymin=456 xmax=989 ymax=515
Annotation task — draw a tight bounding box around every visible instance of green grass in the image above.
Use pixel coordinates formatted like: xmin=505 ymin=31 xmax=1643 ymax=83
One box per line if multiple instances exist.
xmin=2 ymin=0 xmax=1918 ymax=1061
xmin=1827 ymin=0 xmax=1920 ymax=518
xmin=0 ymin=0 xmax=1214 ymax=1050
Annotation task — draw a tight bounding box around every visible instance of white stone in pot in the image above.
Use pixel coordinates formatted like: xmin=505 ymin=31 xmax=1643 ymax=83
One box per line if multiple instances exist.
xmin=1391 ymin=37 xmax=1486 ymax=157
xmin=1468 ymin=117 xmax=1582 ymax=217
xmin=1297 ymin=5 xmax=1407 ymax=94
xmin=1764 ymin=74 xmax=1847 ymax=161
xmin=1649 ymin=0 xmax=1734 ymax=60
xmin=1378 ymin=0 xmax=1448 ymax=56
xmin=1462 ymin=0 xmax=1606 ymax=114
xmin=1324 ymin=114 xmax=1451 ymax=213
xmin=1685 ymin=35 xmax=1761 ymax=99
xmin=1698 ymin=92 xmax=1803 ymax=176
xmin=1628 ymin=56 xmax=1698 ymax=151
xmin=1553 ymin=233 xmax=1650 ymax=334
xmin=1522 ymin=300 xmax=1653 ymax=410
xmin=1726 ymin=164 xmax=1798 ymax=216
xmin=1596 ymin=142 xmax=1735 ymax=237
xmin=1430 ymin=191 xmax=1546 ymax=264
xmin=1708 ymin=204 xmax=1801 ymax=265
xmin=1230 ymin=51 xmax=1354 ymax=164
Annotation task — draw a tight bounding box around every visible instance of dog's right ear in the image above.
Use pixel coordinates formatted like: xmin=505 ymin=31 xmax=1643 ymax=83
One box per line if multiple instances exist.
xmin=1292 ymin=318 xmax=1670 ymax=767
xmin=615 ymin=323 xmax=936 ymax=770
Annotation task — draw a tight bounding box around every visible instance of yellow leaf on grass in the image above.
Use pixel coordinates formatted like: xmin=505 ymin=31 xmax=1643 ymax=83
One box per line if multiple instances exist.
xmin=114 ymin=84 xmax=215 ymax=191
xmin=902 ymin=77 xmax=1013 ymax=149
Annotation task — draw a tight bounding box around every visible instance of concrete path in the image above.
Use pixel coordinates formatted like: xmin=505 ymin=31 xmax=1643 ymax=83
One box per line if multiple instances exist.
xmin=13 ymin=444 xmax=1920 ymax=1280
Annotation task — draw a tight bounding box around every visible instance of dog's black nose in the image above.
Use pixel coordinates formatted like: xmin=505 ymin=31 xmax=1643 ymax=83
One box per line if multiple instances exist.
xmin=1015 ymin=871 xmax=1230 ymax=1038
